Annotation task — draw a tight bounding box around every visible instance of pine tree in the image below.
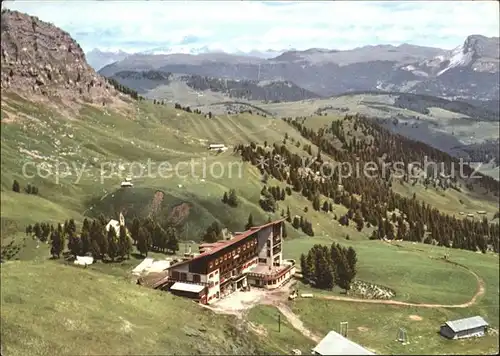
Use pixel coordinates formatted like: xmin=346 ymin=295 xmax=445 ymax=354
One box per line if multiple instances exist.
xmin=286 ymin=206 xmax=292 ymax=222
xmin=80 ymin=230 xmax=91 ymax=256
xmin=245 ymin=214 xmax=254 ymax=230
xmin=136 ymin=227 xmax=150 ymax=257
xmin=227 ymin=189 xmax=238 ymax=207
xmin=166 ymin=226 xmax=179 ymax=253
xmin=107 ymin=227 xmax=119 ymax=261
xmin=12 ymin=180 xmax=20 ymax=193
xmin=118 ymin=225 xmax=132 ymax=259
xmin=222 ymin=191 xmax=228 ymax=204
xmin=152 ymin=223 xmax=165 ymax=251
xmin=335 ymin=253 xmax=352 ymax=292
xmin=88 ymin=220 xmax=100 ymax=259
xmin=353 ymin=212 xmax=364 ymax=231
xmin=50 ymin=226 xmax=65 ymax=258
xmin=67 ymin=229 xmax=81 ymax=257
xmin=306 ymin=251 xmax=316 ymax=281
xmin=312 ymin=195 xmax=321 ymax=211
xmin=315 ymin=252 xmax=334 ymax=289
xmin=130 ymin=218 xmax=140 ymax=245
xmin=300 ymin=253 xmax=309 ymax=280
xmin=345 ymin=246 xmax=357 ymax=284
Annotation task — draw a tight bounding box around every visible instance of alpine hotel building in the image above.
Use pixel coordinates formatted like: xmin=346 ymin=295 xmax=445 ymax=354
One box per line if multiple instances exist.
xmin=153 ymin=218 xmax=295 ymax=304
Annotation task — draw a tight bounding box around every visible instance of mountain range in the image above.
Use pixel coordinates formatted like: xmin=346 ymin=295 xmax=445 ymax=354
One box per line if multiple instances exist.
xmin=86 ymin=47 xmax=287 ymax=71
xmin=96 ymin=35 xmax=499 ymax=101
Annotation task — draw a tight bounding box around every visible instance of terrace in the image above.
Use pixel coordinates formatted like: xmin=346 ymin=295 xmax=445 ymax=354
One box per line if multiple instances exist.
xmin=247 ymin=263 xmax=294 ymax=281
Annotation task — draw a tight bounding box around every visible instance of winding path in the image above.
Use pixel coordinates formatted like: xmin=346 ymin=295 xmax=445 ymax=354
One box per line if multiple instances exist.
xmin=311 ymin=258 xmax=485 ymax=308
xmin=275 ymin=302 xmax=322 ymax=343
xmin=271 ymin=263 xmax=485 ymax=346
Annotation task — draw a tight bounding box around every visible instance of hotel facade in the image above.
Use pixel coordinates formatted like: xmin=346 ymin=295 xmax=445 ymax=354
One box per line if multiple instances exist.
xmin=153 ymin=218 xmax=295 ymax=304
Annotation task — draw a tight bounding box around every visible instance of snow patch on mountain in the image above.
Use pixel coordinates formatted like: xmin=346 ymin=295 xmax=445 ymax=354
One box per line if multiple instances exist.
xmin=437 ymin=43 xmax=475 ymax=76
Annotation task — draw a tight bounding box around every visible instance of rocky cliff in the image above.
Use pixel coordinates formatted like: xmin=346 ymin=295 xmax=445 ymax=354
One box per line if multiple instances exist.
xmin=0 ymin=9 xmax=120 ymax=104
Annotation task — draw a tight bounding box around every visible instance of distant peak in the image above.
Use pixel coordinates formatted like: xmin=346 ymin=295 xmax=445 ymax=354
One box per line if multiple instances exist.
xmin=462 ymin=34 xmax=499 ymax=58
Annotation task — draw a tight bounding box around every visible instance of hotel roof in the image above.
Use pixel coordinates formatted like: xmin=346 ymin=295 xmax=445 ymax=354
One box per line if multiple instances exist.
xmin=444 ymin=316 xmax=488 ymax=333
xmin=170 ymin=282 xmax=205 ymax=294
xmin=170 ymin=218 xmax=286 ymax=268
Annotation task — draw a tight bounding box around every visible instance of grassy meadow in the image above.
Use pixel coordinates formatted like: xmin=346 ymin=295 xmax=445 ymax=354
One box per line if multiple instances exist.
xmin=1 ymin=260 xmax=275 ymax=356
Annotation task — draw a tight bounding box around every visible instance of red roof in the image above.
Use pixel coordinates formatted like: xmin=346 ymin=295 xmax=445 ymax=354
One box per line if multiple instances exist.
xmin=171 ymin=218 xmax=286 ymax=268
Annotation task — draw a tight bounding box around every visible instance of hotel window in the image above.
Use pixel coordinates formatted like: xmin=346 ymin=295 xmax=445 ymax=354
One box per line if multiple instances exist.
xmin=180 ymin=273 xmax=187 ymax=281
xmin=209 ymin=262 xmax=213 ymax=269
xmin=232 ymin=251 xmax=235 ymax=256
xmin=224 ymin=254 xmax=228 ymax=261
xmin=237 ymin=247 xmax=241 ymax=253
xmin=215 ymin=259 xmax=219 ymax=266
xmin=193 ymin=274 xmax=201 ymax=283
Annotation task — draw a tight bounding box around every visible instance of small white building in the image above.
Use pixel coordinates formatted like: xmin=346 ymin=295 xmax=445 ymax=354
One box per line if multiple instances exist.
xmin=74 ymin=256 xmax=94 ymax=266
xmin=121 ymin=181 xmax=133 ymax=187
xmin=440 ymin=316 xmax=489 ymax=339
xmin=208 ymin=144 xmax=227 ymax=151
xmin=105 ymin=213 xmax=125 ymax=236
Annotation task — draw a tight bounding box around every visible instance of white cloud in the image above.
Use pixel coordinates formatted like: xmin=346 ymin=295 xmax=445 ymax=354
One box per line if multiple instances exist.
xmin=3 ymin=0 xmax=499 ymax=53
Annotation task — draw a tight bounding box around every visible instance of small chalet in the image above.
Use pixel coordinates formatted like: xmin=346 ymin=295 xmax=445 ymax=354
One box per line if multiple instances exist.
xmin=105 ymin=213 xmax=126 ymax=236
xmin=440 ymin=316 xmax=489 ymax=339
xmin=208 ymin=143 xmax=227 ymax=152
xmin=121 ymin=181 xmax=133 ymax=187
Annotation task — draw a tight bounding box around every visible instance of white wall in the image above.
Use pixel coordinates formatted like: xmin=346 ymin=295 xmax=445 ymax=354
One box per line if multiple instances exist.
xmin=170 ymin=263 xmax=207 ymax=284
xmin=206 ymin=268 xmax=220 ymax=303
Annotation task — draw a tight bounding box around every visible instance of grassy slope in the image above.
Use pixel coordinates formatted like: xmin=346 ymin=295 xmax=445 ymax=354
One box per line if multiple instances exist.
xmin=288 ymin=237 xmax=499 ymax=355
xmin=247 ymin=305 xmax=315 ymax=355
xmin=0 ymin=260 xmax=273 ymax=356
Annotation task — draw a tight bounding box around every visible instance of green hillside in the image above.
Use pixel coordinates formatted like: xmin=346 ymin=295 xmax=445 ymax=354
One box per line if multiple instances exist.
xmin=0 ymin=260 xmax=274 ymax=356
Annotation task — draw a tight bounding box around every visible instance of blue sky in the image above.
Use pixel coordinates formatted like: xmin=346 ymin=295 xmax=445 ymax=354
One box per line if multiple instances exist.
xmin=3 ymin=0 xmax=499 ymax=54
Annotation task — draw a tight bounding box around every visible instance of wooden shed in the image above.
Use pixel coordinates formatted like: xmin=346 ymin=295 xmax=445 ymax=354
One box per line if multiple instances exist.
xmin=440 ymin=316 xmax=488 ymax=339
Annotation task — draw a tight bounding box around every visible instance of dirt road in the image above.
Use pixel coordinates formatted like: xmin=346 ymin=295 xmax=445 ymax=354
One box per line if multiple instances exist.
xmin=313 ymin=260 xmax=485 ymax=308
xmin=275 ymin=302 xmax=322 ymax=343
xmin=206 ymin=256 xmax=485 ymax=345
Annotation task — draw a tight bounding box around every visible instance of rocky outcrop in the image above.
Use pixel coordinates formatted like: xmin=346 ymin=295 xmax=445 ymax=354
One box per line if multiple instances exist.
xmin=0 ymin=9 xmax=119 ymax=103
